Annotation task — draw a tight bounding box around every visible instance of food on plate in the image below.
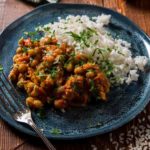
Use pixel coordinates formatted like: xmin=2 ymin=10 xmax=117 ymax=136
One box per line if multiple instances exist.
xmin=9 ymin=37 xmax=110 ymax=109
xmin=9 ymin=14 xmax=148 ymax=109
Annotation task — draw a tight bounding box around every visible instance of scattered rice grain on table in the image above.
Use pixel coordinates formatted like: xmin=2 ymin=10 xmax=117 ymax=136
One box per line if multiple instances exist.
xmin=109 ymin=109 xmax=150 ymax=149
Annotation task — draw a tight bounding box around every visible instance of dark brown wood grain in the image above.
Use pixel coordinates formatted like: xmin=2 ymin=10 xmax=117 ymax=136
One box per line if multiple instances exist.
xmin=0 ymin=0 xmax=150 ymax=149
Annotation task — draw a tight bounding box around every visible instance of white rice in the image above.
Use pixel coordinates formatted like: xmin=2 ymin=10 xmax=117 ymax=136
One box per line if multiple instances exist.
xmin=37 ymin=14 xmax=148 ymax=85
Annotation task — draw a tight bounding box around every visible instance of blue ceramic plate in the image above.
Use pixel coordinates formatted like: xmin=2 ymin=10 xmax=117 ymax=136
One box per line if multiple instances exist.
xmin=0 ymin=4 xmax=150 ymax=140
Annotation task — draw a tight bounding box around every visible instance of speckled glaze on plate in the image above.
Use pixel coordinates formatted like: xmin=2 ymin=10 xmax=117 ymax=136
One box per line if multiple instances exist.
xmin=0 ymin=4 xmax=150 ymax=140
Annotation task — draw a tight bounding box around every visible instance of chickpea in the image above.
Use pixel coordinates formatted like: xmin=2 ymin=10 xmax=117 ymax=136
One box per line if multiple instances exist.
xmin=33 ymin=100 xmax=43 ymax=108
xmin=54 ymin=99 xmax=67 ymax=109
xmin=56 ymin=86 xmax=65 ymax=94
xmin=94 ymin=73 xmax=106 ymax=84
xmin=24 ymin=38 xmax=32 ymax=47
xmin=26 ymin=97 xmax=34 ymax=107
xmin=18 ymin=73 xmax=24 ymax=80
xmin=38 ymin=87 xmax=46 ymax=96
xmin=75 ymin=76 xmax=84 ymax=88
xmin=41 ymin=76 xmax=54 ymax=88
xmin=42 ymin=62 xmax=51 ymax=68
xmin=40 ymin=80 xmax=47 ymax=89
xmin=60 ymin=43 xmax=67 ymax=50
xmin=17 ymin=55 xmax=29 ymax=63
xmin=40 ymin=37 xmax=51 ymax=46
xmin=18 ymin=38 xmax=24 ymax=46
xmin=63 ymin=88 xmax=75 ymax=100
xmin=30 ymin=59 xmax=39 ymax=68
xmin=65 ymin=63 xmax=74 ymax=72
xmin=76 ymin=75 xmax=84 ymax=82
xmin=13 ymin=54 xmax=21 ymax=63
xmin=66 ymin=47 xmax=73 ymax=53
xmin=51 ymin=38 xmax=57 ymax=44
xmin=16 ymin=47 xmax=23 ymax=53
xmin=9 ymin=72 xmax=17 ymax=82
xmin=34 ymin=47 xmax=42 ymax=53
xmin=46 ymin=46 xmax=52 ymax=51
xmin=75 ymin=53 xmax=88 ymax=61
xmin=52 ymin=52 xmax=58 ymax=57
xmin=74 ymin=66 xmax=84 ymax=74
xmin=46 ymin=76 xmax=54 ymax=85
xmin=25 ymin=82 xmax=35 ymax=94
xmin=54 ymin=48 xmax=62 ymax=55
xmin=33 ymin=41 xmax=39 ymax=47
xmin=8 ymin=67 xmax=19 ymax=82
xmin=28 ymin=49 xmax=36 ymax=56
xmin=46 ymin=45 xmax=57 ymax=51
xmin=35 ymin=54 xmax=42 ymax=61
xmin=43 ymin=55 xmax=54 ymax=63
xmin=30 ymin=85 xmax=39 ymax=97
xmin=105 ymin=84 xmax=110 ymax=93
xmin=83 ymin=63 xmax=95 ymax=71
xmin=18 ymin=64 xmax=28 ymax=73
xmin=31 ymin=76 xmax=40 ymax=85
xmin=100 ymin=91 xmax=107 ymax=101
xmin=86 ymin=71 xmax=95 ymax=78
xmin=17 ymin=79 xmax=25 ymax=88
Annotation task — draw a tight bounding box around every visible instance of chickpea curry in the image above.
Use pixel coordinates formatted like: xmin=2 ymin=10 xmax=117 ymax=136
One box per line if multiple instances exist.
xmin=9 ymin=36 xmax=110 ymax=109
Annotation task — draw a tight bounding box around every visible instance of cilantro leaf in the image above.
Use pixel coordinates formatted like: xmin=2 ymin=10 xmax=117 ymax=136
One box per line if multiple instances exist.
xmin=50 ymin=128 xmax=62 ymax=135
xmin=37 ymin=109 xmax=46 ymax=119
xmin=0 ymin=64 xmax=3 ymax=72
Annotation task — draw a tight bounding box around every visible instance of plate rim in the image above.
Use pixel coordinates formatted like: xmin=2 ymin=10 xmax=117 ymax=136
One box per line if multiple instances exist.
xmin=0 ymin=3 xmax=150 ymax=140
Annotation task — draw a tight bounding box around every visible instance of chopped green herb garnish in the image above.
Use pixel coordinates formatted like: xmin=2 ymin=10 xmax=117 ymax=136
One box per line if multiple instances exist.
xmin=67 ymin=27 xmax=97 ymax=48
xmin=78 ymin=60 xmax=85 ymax=66
xmin=43 ymin=27 xmax=51 ymax=32
xmin=49 ymin=66 xmax=57 ymax=78
xmin=24 ymin=31 xmax=37 ymax=37
xmin=72 ymin=82 xmax=80 ymax=93
xmin=38 ymin=72 xmax=47 ymax=77
xmin=67 ymin=32 xmax=81 ymax=41
xmin=59 ymin=55 xmax=66 ymax=64
xmin=100 ymin=60 xmax=114 ymax=77
xmin=89 ymin=79 xmax=99 ymax=100
xmin=94 ymin=40 xmax=99 ymax=45
xmin=86 ymin=27 xmax=97 ymax=35
xmin=51 ymin=30 xmax=55 ymax=37
xmin=64 ymin=52 xmax=75 ymax=65
xmin=56 ymin=43 xmax=60 ymax=47
xmin=0 ymin=64 xmax=3 ymax=72
xmin=22 ymin=46 xmax=28 ymax=53
xmin=118 ymin=51 xmax=125 ymax=56
xmin=89 ymin=79 xmax=96 ymax=92
xmin=70 ymin=51 xmax=76 ymax=57
xmin=37 ymin=109 xmax=46 ymax=119
xmin=107 ymin=32 xmax=111 ymax=36
xmin=46 ymin=51 xmax=52 ymax=56
xmin=30 ymin=57 xmax=34 ymax=62
xmin=92 ymin=47 xmax=112 ymax=59
xmin=24 ymin=30 xmax=43 ymax=41
xmin=50 ymin=128 xmax=62 ymax=135
xmin=92 ymin=49 xmax=97 ymax=57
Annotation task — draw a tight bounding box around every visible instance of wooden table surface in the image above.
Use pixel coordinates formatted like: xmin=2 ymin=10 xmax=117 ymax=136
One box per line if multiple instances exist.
xmin=0 ymin=0 xmax=150 ymax=150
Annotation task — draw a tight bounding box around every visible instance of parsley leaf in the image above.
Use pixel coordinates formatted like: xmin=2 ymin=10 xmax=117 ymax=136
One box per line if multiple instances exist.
xmin=89 ymin=79 xmax=99 ymax=100
xmin=22 ymin=46 xmax=28 ymax=53
xmin=37 ymin=109 xmax=46 ymax=119
xmin=67 ymin=27 xmax=97 ymax=48
xmin=49 ymin=66 xmax=57 ymax=78
xmin=50 ymin=128 xmax=62 ymax=135
xmin=0 ymin=64 xmax=3 ymax=72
